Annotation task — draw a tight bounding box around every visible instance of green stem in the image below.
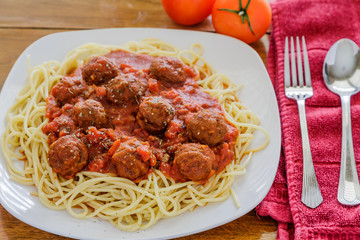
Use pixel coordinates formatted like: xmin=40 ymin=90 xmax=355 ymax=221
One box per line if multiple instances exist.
xmin=219 ymin=0 xmax=255 ymax=35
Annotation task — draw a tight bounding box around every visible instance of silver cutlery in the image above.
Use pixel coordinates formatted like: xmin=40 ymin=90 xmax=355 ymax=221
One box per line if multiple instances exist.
xmin=323 ymin=38 xmax=360 ymax=206
xmin=284 ymin=36 xmax=323 ymax=208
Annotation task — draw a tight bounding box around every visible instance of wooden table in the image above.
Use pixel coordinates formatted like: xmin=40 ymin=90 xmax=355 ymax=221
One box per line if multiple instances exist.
xmin=0 ymin=0 xmax=277 ymax=239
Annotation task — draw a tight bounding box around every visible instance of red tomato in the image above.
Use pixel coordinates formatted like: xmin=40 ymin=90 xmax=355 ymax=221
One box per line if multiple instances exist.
xmin=162 ymin=0 xmax=216 ymax=26
xmin=212 ymin=0 xmax=272 ymax=43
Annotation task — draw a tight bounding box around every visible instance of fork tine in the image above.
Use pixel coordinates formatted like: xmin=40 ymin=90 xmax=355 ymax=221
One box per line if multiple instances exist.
xmin=302 ymin=36 xmax=312 ymax=87
xmin=296 ymin=36 xmax=304 ymax=87
xmin=284 ymin=37 xmax=290 ymax=88
xmin=290 ymin=37 xmax=297 ymax=87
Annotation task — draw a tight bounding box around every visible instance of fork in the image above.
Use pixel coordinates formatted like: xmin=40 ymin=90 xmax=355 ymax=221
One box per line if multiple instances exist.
xmin=284 ymin=36 xmax=323 ymax=208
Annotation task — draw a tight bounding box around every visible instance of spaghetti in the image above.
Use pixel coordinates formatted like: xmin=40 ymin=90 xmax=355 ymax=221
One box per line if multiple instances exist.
xmin=1 ymin=39 xmax=269 ymax=231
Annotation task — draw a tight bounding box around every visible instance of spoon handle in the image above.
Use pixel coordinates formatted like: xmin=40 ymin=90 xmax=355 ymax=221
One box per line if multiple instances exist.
xmin=297 ymin=99 xmax=323 ymax=208
xmin=338 ymin=95 xmax=360 ymax=205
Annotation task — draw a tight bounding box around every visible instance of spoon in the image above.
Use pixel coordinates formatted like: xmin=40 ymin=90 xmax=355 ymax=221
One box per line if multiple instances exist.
xmin=323 ymin=38 xmax=360 ymax=206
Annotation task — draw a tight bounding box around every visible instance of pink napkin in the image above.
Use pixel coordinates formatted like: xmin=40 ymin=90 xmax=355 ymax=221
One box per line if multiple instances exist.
xmin=256 ymin=0 xmax=360 ymax=239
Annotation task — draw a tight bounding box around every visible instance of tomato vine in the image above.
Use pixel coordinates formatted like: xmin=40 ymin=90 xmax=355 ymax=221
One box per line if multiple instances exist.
xmin=218 ymin=0 xmax=255 ymax=35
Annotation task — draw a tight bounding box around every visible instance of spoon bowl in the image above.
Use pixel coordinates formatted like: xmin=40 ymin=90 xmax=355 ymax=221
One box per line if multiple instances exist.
xmin=324 ymin=39 xmax=360 ymax=94
xmin=323 ymin=38 xmax=360 ymax=205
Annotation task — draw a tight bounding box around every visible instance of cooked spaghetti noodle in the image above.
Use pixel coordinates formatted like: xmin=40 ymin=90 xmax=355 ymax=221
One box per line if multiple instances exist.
xmin=1 ymin=39 xmax=269 ymax=231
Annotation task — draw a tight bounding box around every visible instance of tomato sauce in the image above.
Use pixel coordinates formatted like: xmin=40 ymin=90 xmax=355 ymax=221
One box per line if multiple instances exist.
xmin=43 ymin=49 xmax=239 ymax=182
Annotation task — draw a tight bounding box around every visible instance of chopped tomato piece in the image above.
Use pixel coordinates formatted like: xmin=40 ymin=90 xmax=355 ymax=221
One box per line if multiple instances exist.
xmin=136 ymin=145 xmax=151 ymax=162
xmin=163 ymin=88 xmax=178 ymax=99
xmin=165 ymin=120 xmax=183 ymax=139
xmin=88 ymin=157 xmax=106 ymax=172
xmin=95 ymin=86 xmax=107 ymax=97
xmin=148 ymin=78 xmax=159 ymax=93
xmin=149 ymin=154 xmax=157 ymax=167
xmin=108 ymin=139 xmax=121 ymax=157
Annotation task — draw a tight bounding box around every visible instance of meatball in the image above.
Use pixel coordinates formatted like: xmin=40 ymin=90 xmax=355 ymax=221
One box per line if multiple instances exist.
xmin=187 ymin=109 xmax=227 ymax=146
xmin=111 ymin=139 xmax=151 ymax=180
xmin=51 ymin=76 xmax=87 ymax=104
xmin=48 ymin=135 xmax=88 ymax=179
xmin=174 ymin=143 xmax=215 ymax=181
xmin=74 ymin=99 xmax=107 ymax=129
xmin=82 ymin=56 xmax=118 ymax=85
xmin=136 ymin=96 xmax=175 ymax=133
xmin=149 ymin=56 xmax=186 ymax=84
xmin=106 ymin=74 xmax=147 ymax=104
xmin=42 ymin=115 xmax=77 ymax=144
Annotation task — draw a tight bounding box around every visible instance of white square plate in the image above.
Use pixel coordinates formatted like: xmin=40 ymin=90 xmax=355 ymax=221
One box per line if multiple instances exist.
xmin=0 ymin=28 xmax=281 ymax=240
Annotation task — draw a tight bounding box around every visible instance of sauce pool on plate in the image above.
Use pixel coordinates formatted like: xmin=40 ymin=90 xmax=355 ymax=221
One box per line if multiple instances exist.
xmin=42 ymin=49 xmax=239 ymax=183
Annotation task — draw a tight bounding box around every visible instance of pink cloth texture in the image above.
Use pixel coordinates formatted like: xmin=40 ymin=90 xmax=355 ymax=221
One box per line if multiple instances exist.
xmin=255 ymin=0 xmax=360 ymax=239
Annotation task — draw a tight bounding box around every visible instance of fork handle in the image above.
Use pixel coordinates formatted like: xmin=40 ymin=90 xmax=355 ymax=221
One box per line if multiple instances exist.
xmin=338 ymin=95 xmax=360 ymax=205
xmin=297 ymin=99 xmax=323 ymax=208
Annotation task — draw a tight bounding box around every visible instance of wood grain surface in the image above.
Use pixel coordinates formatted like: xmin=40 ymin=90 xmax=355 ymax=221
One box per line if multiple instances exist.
xmin=0 ymin=0 xmax=277 ymax=239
